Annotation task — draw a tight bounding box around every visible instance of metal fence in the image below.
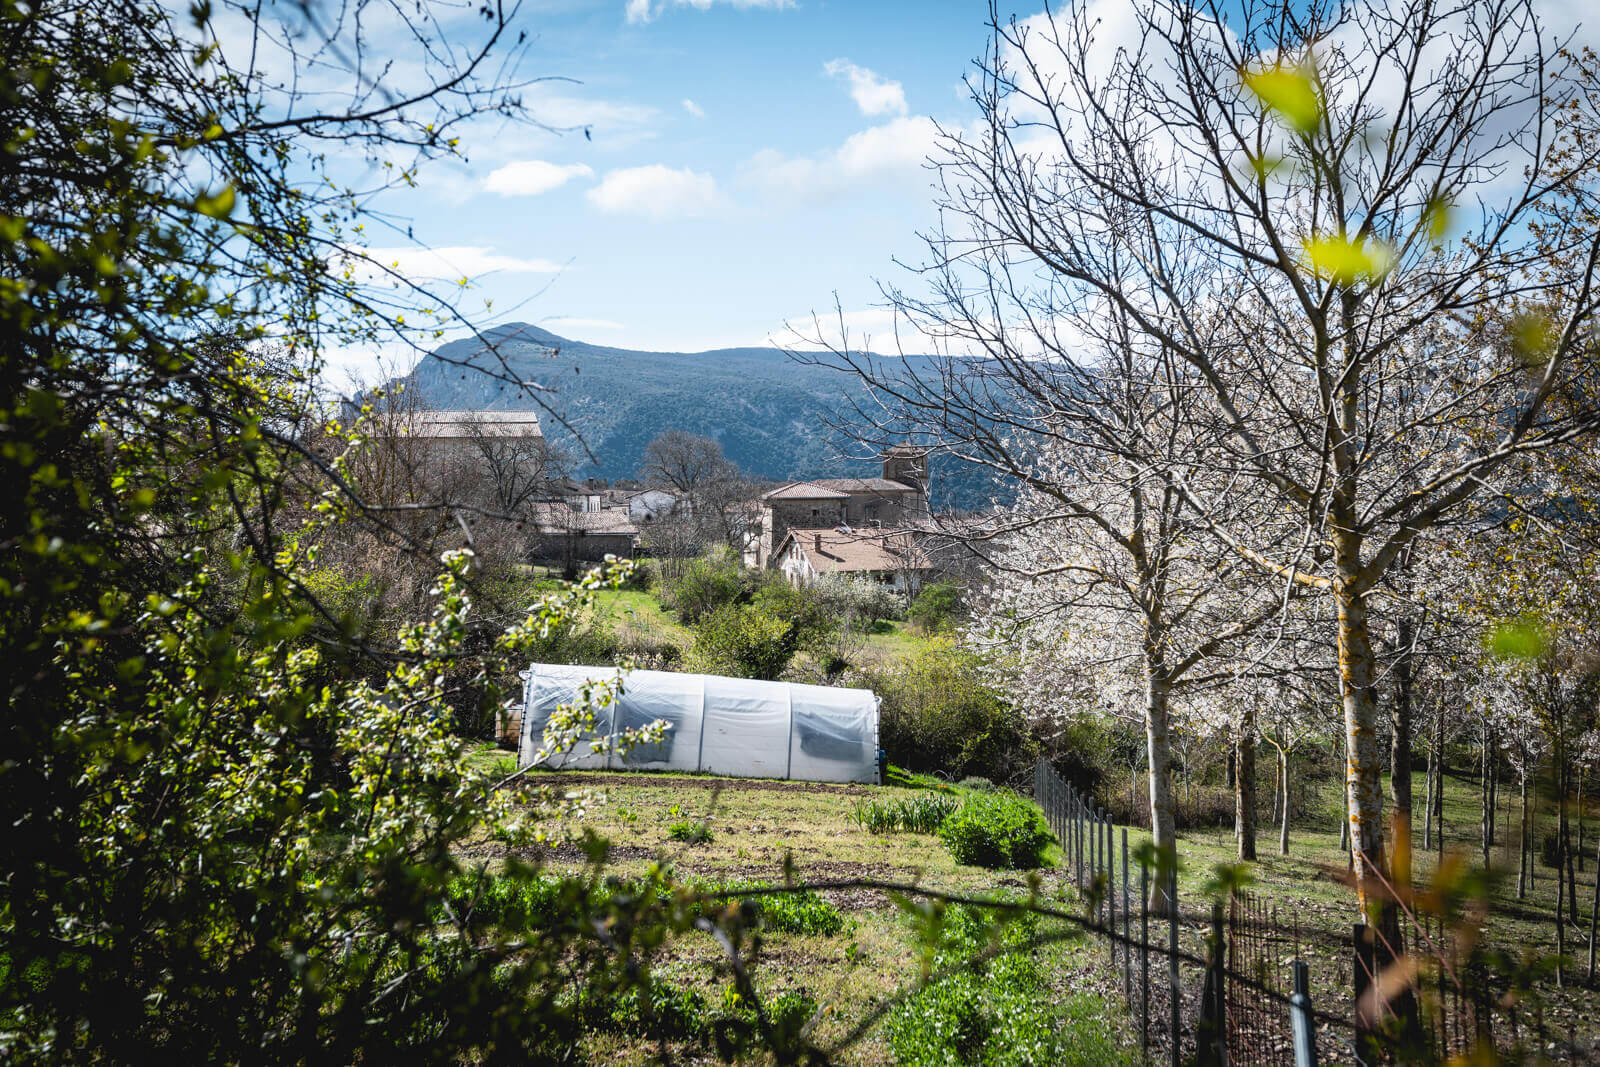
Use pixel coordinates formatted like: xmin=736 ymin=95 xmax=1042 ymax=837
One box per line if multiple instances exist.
xmin=1032 ymin=759 xmax=1597 ymax=1066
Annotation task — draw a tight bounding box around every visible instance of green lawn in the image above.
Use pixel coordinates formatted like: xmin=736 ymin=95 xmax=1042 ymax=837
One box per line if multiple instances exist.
xmin=464 ymin=760 xmax=1135 ymax=1065
xmin=589 ymin=587 xmax=693 ymax=648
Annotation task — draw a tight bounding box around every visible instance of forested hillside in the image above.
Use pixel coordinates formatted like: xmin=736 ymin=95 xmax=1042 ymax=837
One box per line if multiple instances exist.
xmin=405 ymin=324 xmax=997 ymax=506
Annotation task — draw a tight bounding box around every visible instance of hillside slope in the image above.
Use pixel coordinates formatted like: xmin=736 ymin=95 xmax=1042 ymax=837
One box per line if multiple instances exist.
xmin=405 ymin=324 xmax=996 ymax=507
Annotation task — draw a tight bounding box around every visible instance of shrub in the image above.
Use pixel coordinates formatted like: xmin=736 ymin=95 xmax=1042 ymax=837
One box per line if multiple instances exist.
xmin=938 ymin=794 xmax=1052 ymax=869
xmin=959 ymin=775 xmax=996 ymax=792
xmin=907 ymin=580 xmax=965 ymax=633
xmin=660 ymin=546 xmax=751 ymax=623
xmin=741 ymin=886 xmax=845 ymax=936
xmin=607 ymin=981 xmax=709 ymax=1041
xmin=668 ymin=820 xmax=714 ymax=845
xmin=855 ymin=639 xmax=1037 ymax=783
xmin=687 ymin=603 xmax=798 ymax=680
xmin=852 ymin=793 xmax=961 ymax=834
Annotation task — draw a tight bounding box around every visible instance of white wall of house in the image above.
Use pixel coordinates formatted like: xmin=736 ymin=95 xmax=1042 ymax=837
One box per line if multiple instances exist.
xmin=629 ymin=489 xmax=679 ymax=523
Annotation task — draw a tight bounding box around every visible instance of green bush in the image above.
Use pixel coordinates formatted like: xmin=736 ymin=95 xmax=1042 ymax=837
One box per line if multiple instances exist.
xmin=741 ymin=886 xmax=845 ymax=936
xmin=854 ymin=638 xmax=1037 ymax=783
xmin=907 ymin=580 xmax=965 ymax=633
xmin=660 ymin=546 xmax=751 ymax=623
xmin=668 ymin=820 xmax=714 ymax=844
xmin=687 ymin=603 xmax=799 ymax=680
xmin=885 ymin=906 xmax=1119 ymax=1066
xmin=938 ymin=794 xmax=1052 ymax=870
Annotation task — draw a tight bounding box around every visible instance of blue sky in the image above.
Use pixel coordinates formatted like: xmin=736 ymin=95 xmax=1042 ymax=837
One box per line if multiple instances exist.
xmin=322 ymin=0 xmax=1594 ymax=385
xmin=329 ymin=0 xmax=1002 ymax=379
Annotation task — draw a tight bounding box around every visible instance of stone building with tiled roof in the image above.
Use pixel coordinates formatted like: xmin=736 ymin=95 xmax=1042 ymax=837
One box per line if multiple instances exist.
xmin=746 ymin=448 xmax=929 ymax=569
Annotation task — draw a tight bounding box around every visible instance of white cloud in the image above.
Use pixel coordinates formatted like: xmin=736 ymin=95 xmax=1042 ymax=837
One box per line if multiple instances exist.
xmin=741 ymin=115 xmax=940 ymax=199
xmin=824 ymin=59 xmax=908 ymax=118
xmin=484 ymin=160 xmax=595 ymax=196
xmin=348 ymin=246 xmax=566 ymax=284
xmin=682 ymin=98 xmax=706 ymax=119
xmin=587 ymin=165 xmax=722 ymax=219
xmin=625 ymin=0 xmax=794 ymax=24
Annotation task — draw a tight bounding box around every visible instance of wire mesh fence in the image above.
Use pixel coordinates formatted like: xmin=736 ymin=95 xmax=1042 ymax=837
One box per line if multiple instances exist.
xmin=1032 ymin=759 xmax=1595 ymax=1066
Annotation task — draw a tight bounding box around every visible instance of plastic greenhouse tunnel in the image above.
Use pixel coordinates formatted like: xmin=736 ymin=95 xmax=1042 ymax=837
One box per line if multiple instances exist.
xmin=517 ymin=663 xmax=881 ymax=784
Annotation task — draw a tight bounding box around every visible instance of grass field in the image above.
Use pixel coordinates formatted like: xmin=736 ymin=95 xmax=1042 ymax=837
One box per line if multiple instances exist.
xmin=462 ymin=754 xmax=1136 ymax=1065
xmin=587 ymin=585 xmax=940 ymax=670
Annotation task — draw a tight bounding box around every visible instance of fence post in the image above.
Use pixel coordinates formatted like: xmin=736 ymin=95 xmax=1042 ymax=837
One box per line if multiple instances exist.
xmin=1123 ymin=827 xmax=1132 ymax=1004
xmin=1075 ymin=792 xmax=1085 ymax=888
xmin=1169 ymin=860 xmax=1181 ymax=1067
xmin=1141 ymin=856 xmax=1151 ymax=1065
xmin=1107 ymin=812 xmax=1117 ymax=962
xmin=1196 ymin=902 xmax=1226 ymax=1067
xmin=1291 ymin=958 xmax=1319 ymax=1067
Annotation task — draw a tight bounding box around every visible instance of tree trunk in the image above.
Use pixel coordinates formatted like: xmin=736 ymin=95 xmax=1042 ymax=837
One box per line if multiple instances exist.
xmin=1143 ymin=663 xmax=1177 ymax=917
xmin=1423 ymin=707 xmax=1437 ymax=851
xmin=1518 ymin=771 xmax=1530 ymax=899
xmin=1587 ymin=829 xmax=1598 ymax=983
xmin=1391 ymin=616 xmax=1416 ymax=875
xmin=1279 ymin=746 xmax=1291 ymax=856
xmin=1271 ymin=747 xmax=1282 ymax=830
xmin=1481 ymin=726 xmax=1492 ymax=869
xmin=1335 ymin=568 xmax=1386 ymax=908
xmin=1434 ymin=721 xmax=1445 ymax=860
xmin=1236 ymin=711 xmax=1257 ymax=861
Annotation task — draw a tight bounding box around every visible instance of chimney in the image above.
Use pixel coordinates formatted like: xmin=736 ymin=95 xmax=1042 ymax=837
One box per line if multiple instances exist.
xmin=813 ymin=533 xmax=822 ymax=553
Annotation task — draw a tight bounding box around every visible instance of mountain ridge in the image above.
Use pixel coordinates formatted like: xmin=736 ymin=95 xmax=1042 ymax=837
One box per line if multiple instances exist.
xmin=404 ymin=323 xmax=994 ymax=508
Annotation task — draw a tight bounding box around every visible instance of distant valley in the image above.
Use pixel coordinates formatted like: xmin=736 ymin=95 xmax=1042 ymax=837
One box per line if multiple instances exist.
xmin=404 ymin=323 xmax=998 ymax=509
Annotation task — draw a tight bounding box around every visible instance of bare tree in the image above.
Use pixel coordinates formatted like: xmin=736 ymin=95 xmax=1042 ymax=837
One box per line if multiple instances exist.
xmin=640 ymin=430 xmax=739 ymax=504
xmin=638 ymin=430 xmax=756 ymax=557
xmin=807 ymin=0 xmax=1600 ymax=912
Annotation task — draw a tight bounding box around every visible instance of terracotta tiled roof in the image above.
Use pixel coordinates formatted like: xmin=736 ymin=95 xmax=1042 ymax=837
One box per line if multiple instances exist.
xmin=812 ymin=477 xmax=918 ymax=494
xmin=778 ymin=526 xmax=928 ymax=574
xmin=762 ymin=481 xmax=851 ymax=501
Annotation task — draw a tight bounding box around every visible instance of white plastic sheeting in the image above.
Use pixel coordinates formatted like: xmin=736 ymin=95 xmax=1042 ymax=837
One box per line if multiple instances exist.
xmin=517 ymin=663 xmax=880 ymax=784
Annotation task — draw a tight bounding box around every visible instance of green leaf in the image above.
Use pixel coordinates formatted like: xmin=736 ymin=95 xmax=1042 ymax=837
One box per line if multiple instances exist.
xmin=1487 ymin=618 xmax=1548 ymax=661
xmin=195 ymin=184 xmax=235 ymax=219
xmin=1244 ymin=64 xmax=1321 ymax=135
xmin=1508 ymin=311 xmax=1554 ymax=367
xmin=1302 ymin=231 xmax=1393 ymax=285
xmin=1423 ymin=196 xmax=1452 ymax=243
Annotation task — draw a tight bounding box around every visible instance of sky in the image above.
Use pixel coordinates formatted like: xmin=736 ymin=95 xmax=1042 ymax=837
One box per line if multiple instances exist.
xmin=312 ymin=0 xmax=1596 ymax=387
xmin=321 ymin=0 xmax=1002 ymax=383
